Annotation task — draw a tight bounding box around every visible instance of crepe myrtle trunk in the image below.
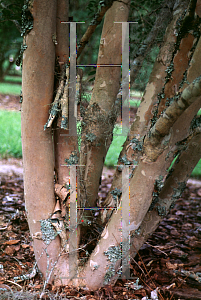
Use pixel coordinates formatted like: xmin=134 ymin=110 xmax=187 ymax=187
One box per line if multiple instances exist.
xmin=21 ymin=0 xmax=60 ymax=281
xmin=21 ymin=0 xmax=201 ymax=290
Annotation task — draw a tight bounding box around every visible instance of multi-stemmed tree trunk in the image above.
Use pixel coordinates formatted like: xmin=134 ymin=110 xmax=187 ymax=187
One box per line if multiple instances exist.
xmin=21 ymin=0 xmax=201 ymax=290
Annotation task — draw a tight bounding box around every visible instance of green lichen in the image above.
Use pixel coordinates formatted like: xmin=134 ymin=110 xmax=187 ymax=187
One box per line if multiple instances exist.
xmin=21 ymin=0 xmax=34 ymax=37
xmin=150 ymin=87 xmax=165 ymax=128
xmin=117 ymin=165 xmax=124 ymax=172
xmin=110 ymin=188 xmax=122 ymax=205
xmin=149 ymin=175 xmax=164 ymax=211
xmin=157 ymin=181 xmax=186 ymax=216
xmin=179 ymin=70 xmax=189 ymax=89
xmin=130 ymin=138 xmax=143 ymax=151
xmin=104 ymin=241 xmax=130 ymax=285
xmin=165 ymin=62 xmax=174 ymax=77
xmin=44 ymin=101 xmax=60 ymax=130
xmin=170 ymin=201 xmax=176 ymax=209
xmin=93 ymin=264 xmax=99 ymax=270
xmin=85 ymin=132 xmax=96 ymax=142
xmin=190 ymin=115 xmax=201 ymax=131
xmin=119 ymin=154 xmax=131 ymax=165
xmin=40 ymin=219 xmax=57 ymax=245
xmin=157 ymin=205 xmax=167 ymax=216
xmin=88 ymin=0 xmax=114 ymax=26
xmin=165 ymin=92 xmax=181 ymax=107
xmin=104 ymin=244 xmax=121 ymax=285
xmin=65 ymin=151 xmax=79 ymax=165
xmin=61 ymin=116 xmax=68 ymax=129
xmin=16 ymin=44 xmax=28 ymax=67
xmin=104 ymin=265 xmax=116 ymax=285
xmin=19 ymin=90 xmax=23 ymax=103
xmin=134 ymin=226 xmax=141 ymax=236
xmin=104 ymin=244 xmax=122 ymax=263
xmin=172 ymin=181 xmax=186 ymax=201
xmin=16 ymin=0 xmax=34 ymax=67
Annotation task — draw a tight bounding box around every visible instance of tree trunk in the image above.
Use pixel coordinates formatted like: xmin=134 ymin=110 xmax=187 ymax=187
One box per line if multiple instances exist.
xmin=21 ymin=0 xmax=61 ymax=282
xmin=80 ymin=0 xmax=130 ymax=211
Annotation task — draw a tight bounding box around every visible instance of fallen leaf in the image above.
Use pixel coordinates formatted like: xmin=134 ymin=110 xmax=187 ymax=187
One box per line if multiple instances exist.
xmin=4 ymin=245 xmax=15 ymax=255
xmin=197 ymin=188 xmax=201 ymax=197
xmin=22 ymin=244 xmax=30 ymax=249
xmin=3 ymin=239 xmax=20 ymax=245
xmin=166 ymin=262 xmax=178 ymax=270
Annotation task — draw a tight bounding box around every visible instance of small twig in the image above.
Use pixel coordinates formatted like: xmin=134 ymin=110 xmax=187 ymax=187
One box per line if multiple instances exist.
xmin=13 ymin=257 xmax=25 ymax=268
xmin=145 ymin=241 xmax=168 ymax=256
xmin=60 ymin=66 xmax=69 ymax=129
xmin=0 ymin=226 xmax=8 ymax=230
xmin=131 ymin=257 xmax=146 ymax=277
xmin=6 ymin=280 xmax=22 ymax=290
xmin=132 ymin=244 xmax=165 ymax=300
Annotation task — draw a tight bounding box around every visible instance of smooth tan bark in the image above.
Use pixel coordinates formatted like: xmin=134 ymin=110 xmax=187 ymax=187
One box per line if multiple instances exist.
xmin=21 ymin=0 xmax=60 ymax=281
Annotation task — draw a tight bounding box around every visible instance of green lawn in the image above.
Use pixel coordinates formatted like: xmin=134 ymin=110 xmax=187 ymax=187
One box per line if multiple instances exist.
xmin=0 ymin=110 xmax=22 ymax=158
xmin=0 ymin=82 xmax=21 ymax=95
xmin=0 ymin=75 xmax=22 ymax=95
xmin=4 ymin=75 xmax=22 ymax=83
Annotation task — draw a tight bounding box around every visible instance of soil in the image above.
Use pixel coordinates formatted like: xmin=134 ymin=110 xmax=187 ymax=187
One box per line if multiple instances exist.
xmin=0 ymin=94 xmax=201 ymax=299
xmin=0 ymin=94 xmax=21 ymax=111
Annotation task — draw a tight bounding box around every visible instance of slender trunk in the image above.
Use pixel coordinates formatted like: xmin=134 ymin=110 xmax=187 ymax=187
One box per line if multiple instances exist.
xmin=21 ymin=0 xmax=60 ymax=282
xmin=52 ymin=1 xmax=81 ymax=283
xmin=80 ymin=0 xmax=130 ymax=211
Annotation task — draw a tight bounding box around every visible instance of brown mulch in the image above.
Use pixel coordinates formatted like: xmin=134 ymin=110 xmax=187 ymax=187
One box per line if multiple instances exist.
xmin=0 ymin=170 xmax=201 ymax=300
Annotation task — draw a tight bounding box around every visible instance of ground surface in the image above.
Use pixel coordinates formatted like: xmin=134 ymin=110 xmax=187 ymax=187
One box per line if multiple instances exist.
xmin=0 ymin=95 xmax=201 ymax=299
xmin=0 ymin=94 xmax=21 ymax=111
xmin=0 ymin=162 xmax=201 ymax=300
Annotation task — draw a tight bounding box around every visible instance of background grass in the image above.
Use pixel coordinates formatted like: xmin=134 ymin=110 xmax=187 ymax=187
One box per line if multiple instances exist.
xmin=0 ymin=82 xmax=21 ymax=95
xmin=0 ymin=75 xmax=22 ymax=95
xmin=4 ymin=75 xmax=22 ymax=83
xmin=0 ymin=110 xmax=22 ymax=158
